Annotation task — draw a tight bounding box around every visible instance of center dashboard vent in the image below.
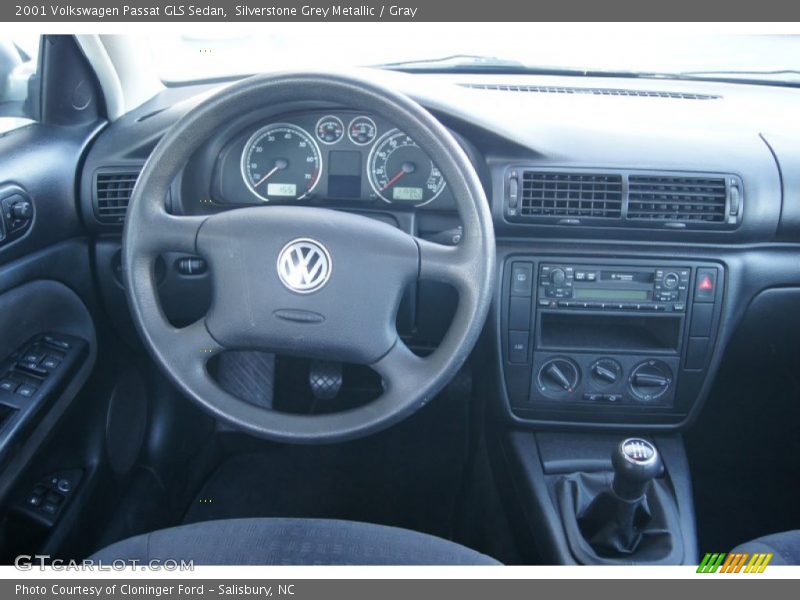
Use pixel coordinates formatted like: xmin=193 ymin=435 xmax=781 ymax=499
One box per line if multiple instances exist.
xmin=518 ymin=171 xmax=623 ymax=219
xmin=93 ymin=169 xmax=140 ymax=224
xmin=460 ymin=83 xmax=721 ymax=101
xmin=506 ymin=169 xmax=742 ymax=230
xmin=627 ymin=175 xmax=728 ymax=223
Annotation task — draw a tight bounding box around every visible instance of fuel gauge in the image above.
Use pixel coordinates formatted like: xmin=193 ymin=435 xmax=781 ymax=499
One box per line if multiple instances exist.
xmin=315 ymin=115 xmax=344 ymax=145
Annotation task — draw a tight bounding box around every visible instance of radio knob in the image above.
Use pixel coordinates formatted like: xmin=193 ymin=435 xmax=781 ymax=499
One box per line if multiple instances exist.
xmin=550 ymin=268 xmax=567 ymax=285
xmin=663 ymin=272 xmax=680 ymax=289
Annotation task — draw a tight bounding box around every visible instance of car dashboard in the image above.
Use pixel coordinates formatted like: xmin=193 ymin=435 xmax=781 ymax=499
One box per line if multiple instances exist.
xmin=76 ymin=69 xmax=800 ymax=433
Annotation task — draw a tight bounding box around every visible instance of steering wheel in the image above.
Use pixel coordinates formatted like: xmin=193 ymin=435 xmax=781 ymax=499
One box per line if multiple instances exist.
xmin=123 ymin=72 xmax=495 ymax=443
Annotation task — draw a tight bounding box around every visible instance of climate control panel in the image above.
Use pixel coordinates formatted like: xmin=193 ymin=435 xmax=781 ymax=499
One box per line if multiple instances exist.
xmin=532 ymin=353 xmax=679 ymax=407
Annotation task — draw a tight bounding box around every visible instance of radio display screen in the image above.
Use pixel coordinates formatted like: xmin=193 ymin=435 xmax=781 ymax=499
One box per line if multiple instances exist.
xmin=574 ymin=288 xmax=649 ymax=301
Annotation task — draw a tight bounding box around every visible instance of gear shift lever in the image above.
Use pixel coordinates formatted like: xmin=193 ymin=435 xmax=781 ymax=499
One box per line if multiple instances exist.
xmin=559 ymin=437 xmax=681 ymax=562
xmin=571 ymin=438 xmax=664 ymax=556
xmin=612 ymin=438 xmax=663 ymax=501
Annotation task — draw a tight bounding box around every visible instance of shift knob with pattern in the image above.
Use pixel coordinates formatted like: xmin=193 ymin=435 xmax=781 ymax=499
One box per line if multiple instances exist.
xmin=611 ymin=438 xmax=662 ymax=501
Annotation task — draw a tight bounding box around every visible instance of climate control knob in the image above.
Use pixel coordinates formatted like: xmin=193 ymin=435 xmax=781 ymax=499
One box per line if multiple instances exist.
xmin=590 ymin=358 xmax=622 ymax=388
xmin=537 ymin=357 xmax=580 ymax=398
xmin=629 ymin=360 xmax=673 ymax=402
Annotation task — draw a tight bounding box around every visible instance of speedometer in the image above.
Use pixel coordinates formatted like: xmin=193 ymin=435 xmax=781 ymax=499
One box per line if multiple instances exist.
xmin=367 ymin=129 xmax=445 ymax=205
xmin=241 ymin=123 xmax=322 ymax=202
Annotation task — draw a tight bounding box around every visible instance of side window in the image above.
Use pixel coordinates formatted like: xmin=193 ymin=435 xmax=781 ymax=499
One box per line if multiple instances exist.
xmin=0 ymin=35 xmax=40 ymax=125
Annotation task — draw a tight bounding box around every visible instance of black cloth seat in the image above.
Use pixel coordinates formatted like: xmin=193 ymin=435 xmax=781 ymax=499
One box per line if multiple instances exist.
xmin=90 ymin=518 xmax=500 ymax=565
xmin=732 ymin=530 xmax=800 ymax=565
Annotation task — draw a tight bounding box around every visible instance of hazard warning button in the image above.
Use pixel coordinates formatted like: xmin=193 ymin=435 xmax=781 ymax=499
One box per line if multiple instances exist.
xmin=695 ymin=268 xmax=717 ymax=303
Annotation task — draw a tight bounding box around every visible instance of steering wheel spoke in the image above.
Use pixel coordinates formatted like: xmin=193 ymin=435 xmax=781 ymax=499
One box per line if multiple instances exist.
xmin=138 ymin=209 xmax=206 ymax=257
xmin=172 ymin=318 xmax=224 ymax=365
xmin=371 ymin=339 xmax=426 ymax=393
xmin=416 ymin=237 xmax=473 ymax=293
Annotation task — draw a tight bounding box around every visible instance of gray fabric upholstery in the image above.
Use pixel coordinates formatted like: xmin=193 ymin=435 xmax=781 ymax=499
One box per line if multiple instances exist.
xmin=732 ymin=530 xmax=800 ymax=565
xmin=90 ymin=518 xmax=500 ymax=565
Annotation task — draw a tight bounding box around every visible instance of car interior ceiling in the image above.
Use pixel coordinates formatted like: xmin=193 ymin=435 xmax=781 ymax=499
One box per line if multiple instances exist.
xmin=0 ymin=34 xmax=799 ymax=565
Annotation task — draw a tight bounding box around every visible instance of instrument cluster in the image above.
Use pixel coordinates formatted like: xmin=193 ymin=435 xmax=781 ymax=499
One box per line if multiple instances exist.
xmin=213 ymin=111 xmax=454 ymax=209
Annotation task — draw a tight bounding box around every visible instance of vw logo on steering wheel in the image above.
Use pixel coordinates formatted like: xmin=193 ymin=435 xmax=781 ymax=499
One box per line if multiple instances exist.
xmin=277 ymin=238 xmax=332 ymax=294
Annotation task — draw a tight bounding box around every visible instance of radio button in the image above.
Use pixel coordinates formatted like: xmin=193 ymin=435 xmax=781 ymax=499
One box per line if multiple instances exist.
xmin=663 ymin=271 xmax=680 ymax=290
xmin=586 ymin=272 xmax=597 ymax=281
xmin=548 ymin=288 xmax=572 ymax=299
xmin=550 ymin=268 xmax=567 ymax=285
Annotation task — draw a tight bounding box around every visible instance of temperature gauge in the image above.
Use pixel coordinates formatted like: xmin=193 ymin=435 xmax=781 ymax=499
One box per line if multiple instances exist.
xmin=348 ymin=116 xmax=377 ymax=145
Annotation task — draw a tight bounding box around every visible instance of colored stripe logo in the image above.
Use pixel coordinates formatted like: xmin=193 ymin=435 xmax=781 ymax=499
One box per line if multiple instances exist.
xmin=697 ymin=552 xmax=773 ymax=573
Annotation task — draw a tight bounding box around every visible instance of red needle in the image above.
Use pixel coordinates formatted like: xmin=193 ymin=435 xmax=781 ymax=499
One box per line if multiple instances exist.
xmin=253 ymin=165 xmax=280 ymax=188
xmin=382 ymin=170 xmax=406 ymax=190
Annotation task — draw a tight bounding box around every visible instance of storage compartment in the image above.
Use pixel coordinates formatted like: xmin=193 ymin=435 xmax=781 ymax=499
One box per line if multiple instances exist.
xmin=539 ymin=312 xmax=682 ymax=353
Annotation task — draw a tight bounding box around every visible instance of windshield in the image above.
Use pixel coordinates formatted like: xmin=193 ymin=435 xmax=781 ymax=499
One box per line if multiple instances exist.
xmin=146 ymin=28 xmax=800 ymax=85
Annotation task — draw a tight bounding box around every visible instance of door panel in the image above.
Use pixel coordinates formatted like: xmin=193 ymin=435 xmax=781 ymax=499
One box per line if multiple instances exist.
xmin=0 ymin=35 xmax=109 ymax=561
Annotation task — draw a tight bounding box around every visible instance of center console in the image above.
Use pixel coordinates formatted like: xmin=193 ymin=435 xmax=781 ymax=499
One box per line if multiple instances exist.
xmin=501 ymin=256 xmax=724 ymax=427
xmin=494 ymin=255 xmax=722 ymax=564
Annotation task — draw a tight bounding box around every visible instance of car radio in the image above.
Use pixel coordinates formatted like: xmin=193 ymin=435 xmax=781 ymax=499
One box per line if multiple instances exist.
xmin=537 ymin=264 xmax=690 ymax=312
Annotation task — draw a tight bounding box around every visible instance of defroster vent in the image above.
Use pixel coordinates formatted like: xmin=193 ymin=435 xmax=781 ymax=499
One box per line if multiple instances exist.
xmin=94 ymin=170 xmax=139 ymax=224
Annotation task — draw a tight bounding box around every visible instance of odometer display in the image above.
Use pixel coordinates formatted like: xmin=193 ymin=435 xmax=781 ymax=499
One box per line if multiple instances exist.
xmin=393 ymin=187 xmax=423 ymax=201
xmin=267 ymin=183 xmax=298 ymax=197
xmin=367 ymin=129 xmax=445 ymax=205
xmin=241 ymin=123 xmax=322 ymax=202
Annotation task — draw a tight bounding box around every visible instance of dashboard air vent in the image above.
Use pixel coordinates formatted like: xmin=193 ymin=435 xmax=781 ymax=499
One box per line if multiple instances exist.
xmin=506 ymin=169 xmax=742 ymax=230
xmin=627 ymin=175 xmax=728 ymax=223
xmin=94 ymin=170 xmax=139 ymax=224
xmin=518 ymin=171 xmax=623 ymax=219
xmin=460 ymin=83 xmax=720 ymax=100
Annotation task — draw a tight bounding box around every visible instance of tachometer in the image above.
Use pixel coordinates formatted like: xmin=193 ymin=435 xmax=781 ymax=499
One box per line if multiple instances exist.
xmin=241 ymin=123 xmax=322 ymax=202
xmin=367 ymin=129 xmax=445 ymax=205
